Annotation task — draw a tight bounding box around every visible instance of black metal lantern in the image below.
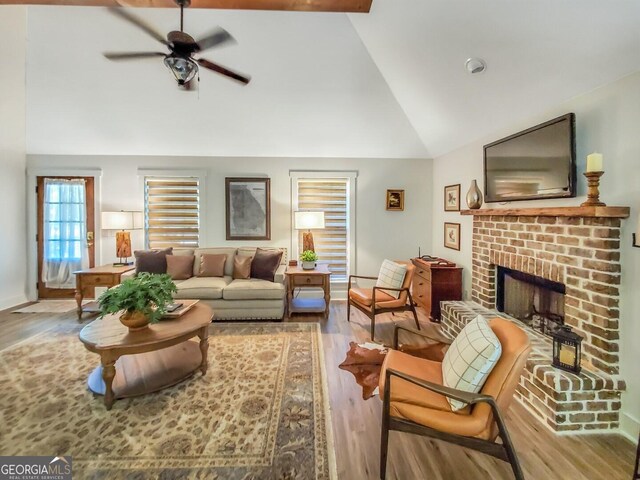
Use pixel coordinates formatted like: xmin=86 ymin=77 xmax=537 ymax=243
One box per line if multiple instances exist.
xmin=552 ymin=325 xmax=582 ymax=374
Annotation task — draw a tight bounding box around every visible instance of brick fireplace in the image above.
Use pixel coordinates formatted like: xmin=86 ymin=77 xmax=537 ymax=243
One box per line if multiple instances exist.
xmin=440 ymin=206 xmax=630 ymax=433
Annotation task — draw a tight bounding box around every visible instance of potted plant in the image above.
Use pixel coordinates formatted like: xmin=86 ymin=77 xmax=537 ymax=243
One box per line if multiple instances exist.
xmin=97 ymin=273 xmax=177 ymax=331
xmin=300 ymin=250 xmax=319 ymax=270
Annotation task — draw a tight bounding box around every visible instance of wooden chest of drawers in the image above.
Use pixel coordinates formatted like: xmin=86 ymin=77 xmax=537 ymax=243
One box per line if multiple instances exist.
xmin=411 ymin=257 xmax=463 ymax=322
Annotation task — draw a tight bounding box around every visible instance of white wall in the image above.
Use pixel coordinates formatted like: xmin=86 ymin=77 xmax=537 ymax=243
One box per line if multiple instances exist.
xmin=26 ymin=155 xmax=433 ymax=297
xmin=431 ymin=71 xmax=640 ymax=439
xmin=0 ymin=7 xmax=28 ymax=310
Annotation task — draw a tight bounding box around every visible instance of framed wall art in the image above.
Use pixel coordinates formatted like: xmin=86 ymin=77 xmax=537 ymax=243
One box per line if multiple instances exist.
xmin=386 ymin=189 xmax=405 ymax=211
xmin=444 ymin=222 xmax=461 ymax=250
xmin=444 ymin=184 xmax=461 ymax=212
xmin=225 ymin=177 xmax=271 ymax=240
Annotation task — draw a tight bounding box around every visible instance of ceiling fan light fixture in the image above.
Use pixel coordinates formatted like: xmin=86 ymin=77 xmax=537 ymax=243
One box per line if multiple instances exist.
xmin=164 ymin=55 xmax=198 ymax=85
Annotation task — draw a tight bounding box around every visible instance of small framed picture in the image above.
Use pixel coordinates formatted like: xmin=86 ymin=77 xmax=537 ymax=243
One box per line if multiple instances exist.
xmin=444 ymin=184 xmax=461 ymax=212
xmin=386 ymin=189 xmax=405 ymax=211
xmin=444 ymin=222 xmax=461 ymax=250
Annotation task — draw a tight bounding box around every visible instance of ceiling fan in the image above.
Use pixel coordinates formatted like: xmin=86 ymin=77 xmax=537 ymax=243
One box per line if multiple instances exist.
xmin=103 ymin=0 xmax=250 ymax=89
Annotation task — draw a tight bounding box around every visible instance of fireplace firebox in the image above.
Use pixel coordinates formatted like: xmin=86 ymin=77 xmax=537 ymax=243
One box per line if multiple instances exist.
xmin=496 ymin=266 xmax=565 ymax=337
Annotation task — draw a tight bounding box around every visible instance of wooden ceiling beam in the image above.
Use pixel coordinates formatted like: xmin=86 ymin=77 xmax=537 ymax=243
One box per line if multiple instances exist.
xmin=0 ymin=0 xmax=372 ymax=13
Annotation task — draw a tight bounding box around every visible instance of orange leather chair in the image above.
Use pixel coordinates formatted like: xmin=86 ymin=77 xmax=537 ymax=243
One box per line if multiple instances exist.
xmin=347 ymin=261 xmax=419 ymax=341
xmin=379 ymin=318 xmax=531 ymax=480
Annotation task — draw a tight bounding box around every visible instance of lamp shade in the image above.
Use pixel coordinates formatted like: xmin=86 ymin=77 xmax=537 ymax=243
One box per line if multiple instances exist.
xmin=101 ymin=211 xmax=143 ymax=230
xmin=294 ymin=211 xmax=325 ymax=230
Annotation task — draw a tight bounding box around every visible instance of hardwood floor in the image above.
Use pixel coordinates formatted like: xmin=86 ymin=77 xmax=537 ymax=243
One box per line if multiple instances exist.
xmin=0 ymin=301 xmax=635 ymax=479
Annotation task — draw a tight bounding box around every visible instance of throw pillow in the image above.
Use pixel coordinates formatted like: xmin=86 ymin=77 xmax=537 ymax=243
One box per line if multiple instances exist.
xmin=134 ymin=248 xmax=173 ymax=275
xmin=233 ymin=255 xmax=253 ymax=280
xmin=442 ymin=315 xmax=502 ymax=411
xmin=250 ymin=248 xmax=283 ymax=282
xmin=166 ymin=254 xmax=194 ymax=280
xmin=198 ymin=254 xmax=227 ymax=277
xmin=375 ymin=259 xmax=407 ymax=299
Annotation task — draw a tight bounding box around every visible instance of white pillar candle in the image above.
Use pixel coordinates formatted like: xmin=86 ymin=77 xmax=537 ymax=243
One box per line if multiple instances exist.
xmin=586 ymin=152 xmax=603 ymax=172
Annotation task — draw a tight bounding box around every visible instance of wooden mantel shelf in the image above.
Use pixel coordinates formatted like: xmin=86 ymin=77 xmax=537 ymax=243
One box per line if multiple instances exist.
xmin=460 ymin=206 xmax=630 ymax=218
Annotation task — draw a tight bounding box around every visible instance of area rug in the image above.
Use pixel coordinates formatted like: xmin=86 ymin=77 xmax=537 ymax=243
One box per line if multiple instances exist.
xmin=0 ymin=322 xmax=336 ymax=479
xmin=11 ymin=300 xmax=85 ymax=314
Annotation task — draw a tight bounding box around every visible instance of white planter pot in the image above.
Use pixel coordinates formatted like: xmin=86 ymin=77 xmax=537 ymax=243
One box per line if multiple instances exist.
xmin=302 ymin=261 xmax=316 ymax=270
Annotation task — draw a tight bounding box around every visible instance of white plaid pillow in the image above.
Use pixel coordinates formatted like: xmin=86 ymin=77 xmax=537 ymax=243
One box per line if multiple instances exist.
xmin=442 ymin=315 xmax=502 ymax=411
xmin=375 ymin=260 xmax=407 ymax=299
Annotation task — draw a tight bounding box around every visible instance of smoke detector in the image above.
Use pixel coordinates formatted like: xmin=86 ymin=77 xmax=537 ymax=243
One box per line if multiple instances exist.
xmin=465 ymin=58 xmax=486 ymax=74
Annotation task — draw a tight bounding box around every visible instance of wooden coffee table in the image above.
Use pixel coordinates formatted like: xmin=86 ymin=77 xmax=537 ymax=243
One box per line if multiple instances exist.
xmin=79 ymin=302 xmax=212 ymax=410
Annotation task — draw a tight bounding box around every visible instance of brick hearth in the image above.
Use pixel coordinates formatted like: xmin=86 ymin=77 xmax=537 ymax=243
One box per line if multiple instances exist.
xmin=440 ymin=209 xmax=629 ymax=433
xmin=441 ymin=301 xmax=625 ymax=432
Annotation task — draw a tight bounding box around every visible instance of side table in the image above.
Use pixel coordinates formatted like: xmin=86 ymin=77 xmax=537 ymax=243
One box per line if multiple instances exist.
xmin=74 ymin=265 xmax=136 ymax=321
xmin=286 ymin=264 xmax=331 ymax=318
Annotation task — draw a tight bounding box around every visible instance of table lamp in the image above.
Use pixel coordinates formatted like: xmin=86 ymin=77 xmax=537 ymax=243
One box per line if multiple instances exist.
xmin=101 ymin=211 xmax=144 ymax=266
xmin=294 ymin=211 xmax=325 ymax=253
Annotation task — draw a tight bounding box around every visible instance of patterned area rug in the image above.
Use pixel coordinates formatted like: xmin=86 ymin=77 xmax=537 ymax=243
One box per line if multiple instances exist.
xmin=0 ymin=322 xmax=335 ymax=479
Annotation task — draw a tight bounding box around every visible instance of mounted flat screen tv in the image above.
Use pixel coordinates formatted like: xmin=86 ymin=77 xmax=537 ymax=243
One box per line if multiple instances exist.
xmin=484 ymin=113 xmax=576 ymax=203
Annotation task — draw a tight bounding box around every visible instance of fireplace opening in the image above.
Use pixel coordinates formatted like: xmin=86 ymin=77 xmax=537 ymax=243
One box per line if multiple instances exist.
xmin=496 ymin=266 xmax=565 ymax=337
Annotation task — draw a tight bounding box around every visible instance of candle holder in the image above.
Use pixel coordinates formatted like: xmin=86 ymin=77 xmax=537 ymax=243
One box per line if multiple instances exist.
xmin=580 ymin=171 xmax=606 ymax=207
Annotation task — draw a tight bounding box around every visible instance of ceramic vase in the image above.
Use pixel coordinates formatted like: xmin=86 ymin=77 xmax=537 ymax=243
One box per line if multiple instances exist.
xmin=466 ymin=179 xmax=483 ymax=209
xmin=302 ymin=261 xmax=316 ymax=270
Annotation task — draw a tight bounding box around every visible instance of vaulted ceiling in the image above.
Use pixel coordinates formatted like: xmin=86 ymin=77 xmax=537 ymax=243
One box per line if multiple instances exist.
xmin=14 ymin=0 xmax=640 ymax=158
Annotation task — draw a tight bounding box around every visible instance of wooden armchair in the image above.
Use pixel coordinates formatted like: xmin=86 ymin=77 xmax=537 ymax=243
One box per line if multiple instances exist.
xmin=380 ymin=318 xmax=531 ymax=480
xmin=347 ymin=261 xmax=419 ymax=341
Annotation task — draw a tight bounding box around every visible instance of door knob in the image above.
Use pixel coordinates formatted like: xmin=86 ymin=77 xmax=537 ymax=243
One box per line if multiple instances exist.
xmin=87 ymin=231 xmax=94 ymax=247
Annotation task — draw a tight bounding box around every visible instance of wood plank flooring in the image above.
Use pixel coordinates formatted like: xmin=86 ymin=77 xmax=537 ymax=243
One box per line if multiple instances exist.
xmin=0 ymin=301 xmax=635 ymax=479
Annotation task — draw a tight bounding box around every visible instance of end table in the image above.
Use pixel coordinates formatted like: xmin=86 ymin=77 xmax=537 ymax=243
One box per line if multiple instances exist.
xmin=285 ymin=264 xmax=331 ymax=318
xmin=74 ymin=265 xmax=136 ymax=321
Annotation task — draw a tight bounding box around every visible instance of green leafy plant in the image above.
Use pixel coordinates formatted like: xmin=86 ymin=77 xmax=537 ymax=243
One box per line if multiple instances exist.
xmin=300 ymin=250 xmax=319 ymax=262
xmin=97 ymin=273 xmax=177 ymax=323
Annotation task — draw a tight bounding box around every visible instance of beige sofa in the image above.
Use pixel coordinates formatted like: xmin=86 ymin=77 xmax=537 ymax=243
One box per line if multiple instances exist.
xmin=171 ymin=247 xmax=287 ymax=321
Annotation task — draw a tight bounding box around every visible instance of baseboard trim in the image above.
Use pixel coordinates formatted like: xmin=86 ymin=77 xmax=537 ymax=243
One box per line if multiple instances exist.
xmin=620 ymin=411 xmax=640 ymax=442
xmin=0 ymin=294 xmax=29 ymax=312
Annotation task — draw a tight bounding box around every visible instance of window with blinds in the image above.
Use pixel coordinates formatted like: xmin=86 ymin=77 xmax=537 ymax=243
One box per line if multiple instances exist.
xmin=144 ymin=177 xmax=200 ymax=249
xmin=297 ymin=178 xmax=349 ymax=282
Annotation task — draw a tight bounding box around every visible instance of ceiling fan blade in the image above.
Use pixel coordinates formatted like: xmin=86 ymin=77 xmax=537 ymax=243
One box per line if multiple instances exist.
xmin=197 ymin=58 xmax=251 ymax=85
xmin=104 ymin=51 xmax=166 ymax=60
xmin=194 ymin=27 xmax=235 ymax=52
xmin=108 ymin=7 xmax=169 ymax=46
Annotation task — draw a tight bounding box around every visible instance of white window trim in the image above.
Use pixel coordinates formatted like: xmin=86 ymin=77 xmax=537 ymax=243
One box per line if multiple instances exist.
xmin=289 ymin=170 xmax=357 ymax=286
xmin=138 ymin=168 xmax=208 ymax=248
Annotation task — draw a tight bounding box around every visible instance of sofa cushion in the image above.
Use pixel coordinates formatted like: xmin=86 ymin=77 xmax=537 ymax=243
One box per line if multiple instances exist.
xmin=198 ymin=254 xmax=226 ymax=277
xmin=166 ymin=254 xmax=194 ymax=280
xmin=193 ymin=248 xmax=236 ymax=277
xmin=442 ymin=315 xmax=502 ymax=411
xmin=375 ymin=259 xmax=407 ymax=299
xmin=239 ymin=247 xmax=287 ymax=265
xmin=223 ymin=279 xmax=285 ymax=300
xmin=172 ymin=248 xmax=195 ymax=257
xmin=173 ymin=276 xmax=231 ymax=300
xmin=233 ymin=255 xmax=253 ymax=280
xmin=250 ymin=248 xmax=283 ymax=282
xmin=134 ymin=248 xmax=173 ymax=274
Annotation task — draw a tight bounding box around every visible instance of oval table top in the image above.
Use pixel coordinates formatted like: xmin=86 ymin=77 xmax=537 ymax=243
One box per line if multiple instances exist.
xmin=79 ymin=302 xmax=213 ymax=352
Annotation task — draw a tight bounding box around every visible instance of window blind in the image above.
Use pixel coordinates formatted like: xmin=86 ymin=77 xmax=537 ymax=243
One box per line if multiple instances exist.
xmin=297 ymin=178 xmax=349 ymax=282
xmin=144 ymin=177 xmax=200 ymax=249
